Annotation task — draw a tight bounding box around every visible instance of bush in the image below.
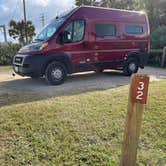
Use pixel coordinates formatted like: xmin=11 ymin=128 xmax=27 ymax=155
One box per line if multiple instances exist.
xmin=0 ymin=43 xmax=21 ymax=65
xmin=147 ymin=51 xmax=162 ymax=67
xmin=151 ymin=26 xmax=166 ymax=49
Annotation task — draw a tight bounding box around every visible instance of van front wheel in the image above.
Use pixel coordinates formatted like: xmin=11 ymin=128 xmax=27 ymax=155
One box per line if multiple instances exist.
xmin=45 ymin=61 xmax=67 ymax=85
xmin=123 ymin=58 xmax=138 ymax=76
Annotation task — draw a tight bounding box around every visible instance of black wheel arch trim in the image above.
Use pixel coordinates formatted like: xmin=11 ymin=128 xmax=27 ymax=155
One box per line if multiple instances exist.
xmin=42 ymin=52 xmax=73 ymax=74
xmin=127 ymin=51 xmax=149 ymax=68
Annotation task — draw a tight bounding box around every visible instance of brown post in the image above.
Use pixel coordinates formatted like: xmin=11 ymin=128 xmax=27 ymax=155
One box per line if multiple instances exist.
xmin=23 ymin=0 xmax=28 ymax=44
xmin=0 ymin=25 xmax=7 ymax=43
xmin=161 ymin=47 xmax=166 ymax=67
xmin=121 ymin=74 xmax=149 ymax=166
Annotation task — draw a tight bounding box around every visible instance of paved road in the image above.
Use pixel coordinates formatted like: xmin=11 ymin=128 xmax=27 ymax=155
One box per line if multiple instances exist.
xmin=0 ymin=67 xmax=165 ymax=96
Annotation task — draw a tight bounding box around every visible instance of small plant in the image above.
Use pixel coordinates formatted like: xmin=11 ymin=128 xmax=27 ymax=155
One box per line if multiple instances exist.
xmin=0 ymin=43 xmax=21 ymax=65
xmin=151 ymin=26 xmax=166 ymax=49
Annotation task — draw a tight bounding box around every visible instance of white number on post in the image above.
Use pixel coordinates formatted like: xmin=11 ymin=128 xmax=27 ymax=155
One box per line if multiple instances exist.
xmin=136 ymin=82 xmax=144 ymax=100
xmin=136 ymin=91 xmax=143 ymax=100
xmin=138 ymin=82 xmax=144 ymax=91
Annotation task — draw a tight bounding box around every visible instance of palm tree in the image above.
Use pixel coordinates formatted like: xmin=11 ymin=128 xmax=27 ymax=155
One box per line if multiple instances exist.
xmin=8 ymin=20 xmax=35 ymax=45
xmin=75 ymin=0 xmax=99 ymax=6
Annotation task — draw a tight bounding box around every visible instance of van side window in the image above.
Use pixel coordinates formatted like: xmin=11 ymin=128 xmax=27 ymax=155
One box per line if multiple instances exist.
xmin=95 ymin=24 xmax=116 ymax=36
xmin=64 ymin=20 xmax=85 ymax=42
xmin=125 ymin=25 xmax=144 ymax=34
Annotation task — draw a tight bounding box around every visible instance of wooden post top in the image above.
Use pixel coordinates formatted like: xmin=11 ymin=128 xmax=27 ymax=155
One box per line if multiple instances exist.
xmin=130 ymin=74 xmax=149 ymax=104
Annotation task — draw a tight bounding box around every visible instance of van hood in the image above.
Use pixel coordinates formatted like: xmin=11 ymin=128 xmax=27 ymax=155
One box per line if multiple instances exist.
xmin=18 ymin=41 xmax=44 ymax=53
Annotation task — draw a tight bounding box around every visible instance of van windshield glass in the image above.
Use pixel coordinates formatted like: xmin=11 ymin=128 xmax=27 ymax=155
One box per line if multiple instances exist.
xmin=34 ymin=18 xmax=65 ymax=41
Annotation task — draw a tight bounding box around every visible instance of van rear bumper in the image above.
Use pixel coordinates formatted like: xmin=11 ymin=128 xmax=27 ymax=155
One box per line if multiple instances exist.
xmin=139 ymin=52 xmax=149 ymax=68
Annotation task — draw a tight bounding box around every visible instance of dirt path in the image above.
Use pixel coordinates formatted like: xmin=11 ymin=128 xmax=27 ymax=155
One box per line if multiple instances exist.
xmin=0 ymin=67 xmax=165 ymax=96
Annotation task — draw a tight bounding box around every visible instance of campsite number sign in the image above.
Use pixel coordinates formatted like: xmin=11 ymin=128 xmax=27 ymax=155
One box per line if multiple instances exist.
xmin=121 ymin=74 xmax=150 ymax=166
xmin=131 ymin=74 xmax=149 ymax=104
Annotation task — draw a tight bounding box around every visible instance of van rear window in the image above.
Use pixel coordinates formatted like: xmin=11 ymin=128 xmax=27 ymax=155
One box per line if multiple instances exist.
xmin=95 ymin=24 xmax=116 ymax=36
xmin=125 ymin=25 xmax=144 ymax=34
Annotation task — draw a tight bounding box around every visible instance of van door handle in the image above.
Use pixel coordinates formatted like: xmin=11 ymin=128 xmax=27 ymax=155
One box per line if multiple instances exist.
xmin=82 ymin=41 xmax=88 ymax=49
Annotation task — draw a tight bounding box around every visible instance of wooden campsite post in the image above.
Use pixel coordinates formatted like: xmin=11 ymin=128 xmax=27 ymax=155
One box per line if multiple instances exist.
xmin=121 ymin=74 xmax=149 ymax=166
xmin=161 ymin=47 xmax=166 ymax=67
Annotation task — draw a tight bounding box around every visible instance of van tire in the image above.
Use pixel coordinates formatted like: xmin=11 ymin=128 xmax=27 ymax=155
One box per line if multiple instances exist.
xmin=45 ymin=61 xmax=67 ymax=85
xmin=96 ymin=69 xmax=104 ymax=73
xmin=30 ymin=74 xmax=39 ymax=79
xmin=123 ymin=58 xmax=138 ymax=76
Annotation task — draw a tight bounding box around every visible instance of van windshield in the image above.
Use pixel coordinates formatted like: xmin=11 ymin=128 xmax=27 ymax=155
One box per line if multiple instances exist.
xmin=34 ymin=18 xmax=65 ymax=41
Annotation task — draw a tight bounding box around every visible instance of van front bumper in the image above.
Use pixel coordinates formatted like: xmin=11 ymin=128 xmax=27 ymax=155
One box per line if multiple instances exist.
xmin=13 ymin=54 xmax=44 ymax=77
xmin=13 ymin=64 xmax=33 ymax=76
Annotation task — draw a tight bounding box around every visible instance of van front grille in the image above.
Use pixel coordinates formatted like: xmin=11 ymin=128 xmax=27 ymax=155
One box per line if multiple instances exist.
xmin=14 ymin=56 xmax=23 ymax=64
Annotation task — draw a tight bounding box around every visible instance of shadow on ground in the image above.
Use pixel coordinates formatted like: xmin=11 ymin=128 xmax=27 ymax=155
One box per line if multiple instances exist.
xmin=0 ymin=70 xmax=130 ymax=107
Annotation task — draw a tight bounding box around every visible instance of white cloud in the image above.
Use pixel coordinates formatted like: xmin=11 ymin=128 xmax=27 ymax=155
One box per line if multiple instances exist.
xmin=0 ymin=0 xmax=75 ymax=42
xmin=33 ymin=0 xmax=51 ymax=7
xmin=0 ymin=4 xmax=9 ymax=12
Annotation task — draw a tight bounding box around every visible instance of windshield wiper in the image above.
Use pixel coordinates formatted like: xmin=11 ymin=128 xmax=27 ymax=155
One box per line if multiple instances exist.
xmin=34 ymin=38 xmax=45 ymax=42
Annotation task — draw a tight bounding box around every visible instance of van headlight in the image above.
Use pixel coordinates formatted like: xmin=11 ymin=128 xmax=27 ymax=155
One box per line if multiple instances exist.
xmin=19 ymin=42 xmax=48 ymax=53
xmin=31 ymin=42 xmax=48 ymax=51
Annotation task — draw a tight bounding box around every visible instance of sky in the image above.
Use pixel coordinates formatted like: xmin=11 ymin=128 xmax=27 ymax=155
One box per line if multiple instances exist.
xmin=0 ymin=0 xmax=75 ymax=42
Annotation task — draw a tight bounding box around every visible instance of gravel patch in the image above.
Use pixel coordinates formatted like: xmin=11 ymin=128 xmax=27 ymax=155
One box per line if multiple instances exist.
xmin=0 ymin=66 xmax=165 ymax=96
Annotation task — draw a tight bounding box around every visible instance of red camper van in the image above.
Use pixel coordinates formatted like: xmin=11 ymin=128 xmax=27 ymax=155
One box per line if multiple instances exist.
xmin=13 ymin=6 xmax=150 ymax=85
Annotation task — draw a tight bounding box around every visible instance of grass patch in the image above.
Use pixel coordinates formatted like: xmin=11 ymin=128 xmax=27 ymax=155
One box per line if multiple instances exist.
xmin=0 ymin=66 xmax=12 ymax=69
xmin=0 ymin=80 xmax=166 ymax=165
xmin=0 ymin=93 xmax=44 ymax=107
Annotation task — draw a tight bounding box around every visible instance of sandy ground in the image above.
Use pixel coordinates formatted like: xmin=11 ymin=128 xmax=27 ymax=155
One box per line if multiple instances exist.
xmin=0 ymin=67 xmax=165 ymax=96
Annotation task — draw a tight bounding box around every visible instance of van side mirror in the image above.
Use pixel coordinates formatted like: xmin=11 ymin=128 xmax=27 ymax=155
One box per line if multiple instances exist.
xmin=61 ymin=31 xmax=72 ymax=44
xmin=58 ymin=31 xmax=72 ymax=44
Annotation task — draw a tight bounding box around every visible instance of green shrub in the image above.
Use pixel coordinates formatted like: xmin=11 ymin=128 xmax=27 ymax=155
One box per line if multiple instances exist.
xmin=0 ymin=43 xmax=21 ymax=65
xmin=151 ymin=26 xmax=166 ymax=49
xmin=147 ymin=51 xmax=162 ymax=67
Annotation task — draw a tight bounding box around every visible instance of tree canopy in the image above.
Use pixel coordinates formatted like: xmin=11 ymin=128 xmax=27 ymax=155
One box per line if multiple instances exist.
xmin=8 ymin=20 xmax=35 ymax=45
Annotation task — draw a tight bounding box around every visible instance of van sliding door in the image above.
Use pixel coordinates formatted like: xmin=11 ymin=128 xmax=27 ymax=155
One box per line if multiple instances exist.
xmin=93 ymin=21 xmax=124 ymax=69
